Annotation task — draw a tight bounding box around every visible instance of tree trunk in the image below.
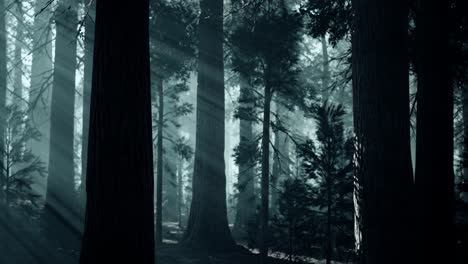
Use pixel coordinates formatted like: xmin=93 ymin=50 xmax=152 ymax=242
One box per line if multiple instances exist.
xmin=352 ymin=1 xmax=414 ymax=263
xmin=463 ymin=83 xmax=468 ymax=203
xmin=155 ymin=76 xmax=163 ymax=245
xmin=13 ymin=1 xmax=23 ymax=107
xmin=80 ymin=0 xmax=95 ymax=203
xmin=29 ymin=0 xmax=53 ymax=198
xmin=415 ymin=1 xmax=454 ymax=263
xmin=326 ymin=174 xmax=332 ymax=264
xmin=260 ymin=62 xmax=272 ymax=263
xmin=43 ymin=0 xmax=80 ymax=249
xmin=79 ymin=0 xmax=155 ymax=263
xmin=177 ymin=156 xmax=183 ymax=228
xmin=321 ymin=35 xmax=330 ymax=100
xmin=0 ymin=0 xmax=6 ymax=198
xmin=182 ymin=0 xmax=235 ymax=251
xmin=232 ymin=71 xmax=255 ymax=238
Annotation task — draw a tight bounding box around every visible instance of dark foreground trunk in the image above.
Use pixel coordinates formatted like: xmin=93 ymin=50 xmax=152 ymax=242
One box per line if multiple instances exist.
xmin=415 ymin=1 xmax=455 ymax=263
xmin=79 ymin=0 xmax=155 ymax=263
xmin=352 ymin=0 xmax=414 ymax=263
xmin=182 ymin=0 xmax=236 ymax=252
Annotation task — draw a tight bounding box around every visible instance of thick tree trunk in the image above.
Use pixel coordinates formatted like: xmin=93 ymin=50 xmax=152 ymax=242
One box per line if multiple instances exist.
xmin=260 ymin=62 xmax=272 ymax=263
xmin=415 ymin=1 xmax=454 ymax=263
xmin=182 ymin=0 xmax=235 ymax=251
xmin=79 ymin=0 xmax=155 ymax=263
xmin=29 ymin=0 xmax=53 ymax=197
xmin=177 ymin=156 xmax=183 ymax=228
xmin=0 ymin=0 xmax=7 ymax=198
xmin=43 ymin=0 xmax=80 ymax=249
xmin=155 ymin=76 xmax=163 ymax=245
xmin=232 ymin=71 xmax=255 ymax=238
xmin=352 ymin=1 xmax=414 ymax=263
xmin=80 ymin=0 xmax=95 ymax=202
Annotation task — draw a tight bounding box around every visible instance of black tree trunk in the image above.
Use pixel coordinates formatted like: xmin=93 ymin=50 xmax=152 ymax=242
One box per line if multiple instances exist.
xmin=415 ymin=1 xmax=455 ymax=263
xmin=352 ymin=0 xmax=414 ymax=263
xmin=155 ymin=76 xmax=163 ymax=245
xmin=0 ymin=0 xmax=7 ymax=198
xmin=182 ymin=0 xmax=236 ymax=252
xmin=79 ymin=0 xmax=155 ymax=263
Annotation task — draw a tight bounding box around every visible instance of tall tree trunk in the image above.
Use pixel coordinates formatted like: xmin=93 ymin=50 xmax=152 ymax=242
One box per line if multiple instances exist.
xmin=352 ymin=1 xmax=414 ymax=263
xmin=80 ymin=0 xmax=95 ymax=203
xmin=177 ymin=156 xmax=183 ymax=228
xmin=463 ymin=83 xmax=468 ymax=203
xmin=29 ymin=0 xmax=53 ymax=198
xmin=182 ymin=0 xmax=235 ymax=251
xmin=232 ymin=71 xmax=255 ymax=238
xmin=415 ymin=1 xmax=454 ymax=263
xmin=321 ymin=35 xmax=330 ymax=100
xmin=13 ymin=1 xmax=23 ymax=107
xmin=0 ymin=0 xmax=7 ymax=199
xmin=43 ymin=0 xmax=80 ymax=249
xmin=326 ymin=173 xmax=332 ymax=264
xmin=155 ymin=76 xmax=163 ymax=245
xmin=271 ymin=102 xmax=281 ymax=214
xmin=79 ymin=0 xmax=155 ymax=262
xmin=260 ymin=61 xmax=272 ymax=263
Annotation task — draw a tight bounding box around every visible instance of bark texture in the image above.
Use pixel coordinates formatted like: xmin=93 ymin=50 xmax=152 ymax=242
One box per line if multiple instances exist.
xmin=79 ymin=0 xmax=155 ymax=263
xmin=351 ymin=1 xmax=414 ymax=263
xmin=415 ymin=1 xmax=454 ymax=263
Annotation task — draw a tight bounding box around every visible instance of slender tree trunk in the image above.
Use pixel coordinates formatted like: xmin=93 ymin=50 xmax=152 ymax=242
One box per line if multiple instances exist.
xmin=352 ymin=1 xmax=414 ymax=263
xmin=13 ymin=1 xmax=23 ymax=107
xmin=415 ymin=1 xmax=454 ymax=263
xmin=155 ymin=76 xmax=163 ymax=245
xmin=79 ymin=0 xmax=155 ymax=262
xmin=463 ymin=83 xmax=468 ymax=203
xmin=177 ymin=156 xmax=183 ymax=228
xmin=260 ymin=61 xmax=272 ymax=263
xmin=0 ymin=0 xmax=6 ymax=198
xmin=321 ymin=35 xmax=330 ymax=100
xmin=326 ymin=174 xmax=332 ymax=264
xmin=233 ymin=72 xmax=255 ymax=238
xmin=29 ymin=0 xmax=53 ymax=197
xmin=80 ymin=0 xmax=95 ymax=203
xmin=43 ymin=0 xmax=80 ymax=248
xmin=271 ymin=102 xmax=280 ymax=214
xmin=182 ymin=0 xmax=235 ymax=251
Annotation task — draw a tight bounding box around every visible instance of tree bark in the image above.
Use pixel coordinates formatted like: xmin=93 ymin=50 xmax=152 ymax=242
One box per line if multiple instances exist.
xmin=43 ymin=0 xmax=80 ymax=248
xmin=463 ymin=83 xmax=468 ymax=203
xmin=80 ymin=0 xmax=95 ymax=203
xmin=79 ymin=0 xmax=155 ymax=263
xmin=415 ymin=1 xmax=454 ymax=263
xmin=182 ymin=0 xmax=235 ymax=252
xmin=352 ymin=0 xmax=414 ymax=263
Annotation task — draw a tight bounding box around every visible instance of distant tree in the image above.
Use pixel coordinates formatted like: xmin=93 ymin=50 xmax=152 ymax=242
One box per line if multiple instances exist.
xmin=43 ymin=0 xmax=80 ymax=249
xmin=0 ymin=105 xmax=45 ymax=207
xmin=79 ymin=0 xmax=155 ymax=263
xmin=149 ymin=0 xmax=197 ymax=245
xmin=0 ymin=0 xmax=7 ymax=200
xmin=297 ymin=103 xmax=354 ymax=264
xmin=230 ymin=2 xmax=303 ymax=260
xmin=79 ymin=0 xmax=96 ymax=203
xmin=182 ymin=0 xmax=236 ymax=251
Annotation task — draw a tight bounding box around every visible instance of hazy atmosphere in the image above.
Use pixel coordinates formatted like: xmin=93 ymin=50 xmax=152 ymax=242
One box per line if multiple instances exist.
xmin=0 ymin=0 xmax=467 ymax=263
